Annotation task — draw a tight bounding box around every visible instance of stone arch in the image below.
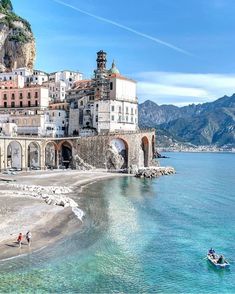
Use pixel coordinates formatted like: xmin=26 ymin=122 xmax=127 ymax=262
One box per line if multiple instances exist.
xmin=152 ymin=135 xmax=155 ymax=159
xmin=59 ymin=140 xmax=73 ymax=168
xmin=7 ymin=141 xmax=22 ymax=170
xmin=106 ymin=138 xmax=129 ymax=170
xmin=139 ymin=136 xmax=149 ymax=167
xmin=45 ymin=142 xmax=57 ymax=168
xmin=28 ymin=142 xmax=41 ymax=169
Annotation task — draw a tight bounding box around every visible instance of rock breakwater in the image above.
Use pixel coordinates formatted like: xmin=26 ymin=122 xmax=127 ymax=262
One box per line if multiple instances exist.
xmin=10 ymin=184 xmax=78 ymax=208
xmin=135 ymin=167 xmax=175 ymax=179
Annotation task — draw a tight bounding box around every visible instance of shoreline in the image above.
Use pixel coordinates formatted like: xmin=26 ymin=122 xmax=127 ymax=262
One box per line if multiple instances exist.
xmin=0 ymin=169 xmax=129 ymax=262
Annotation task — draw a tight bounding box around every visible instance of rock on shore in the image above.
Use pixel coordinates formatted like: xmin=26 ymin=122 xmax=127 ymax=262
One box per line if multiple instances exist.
xmin=135 ymin=167 xmax=175 ymax=179
xmin=10 ymin=184 xmax=78 ymax=208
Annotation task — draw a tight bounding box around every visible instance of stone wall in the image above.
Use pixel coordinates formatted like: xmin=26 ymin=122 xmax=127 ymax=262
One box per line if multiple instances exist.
xmin=74 ymin=129 xmax=155 ymax=169
xmin=0 ymin=129 xmax=155 ymax=171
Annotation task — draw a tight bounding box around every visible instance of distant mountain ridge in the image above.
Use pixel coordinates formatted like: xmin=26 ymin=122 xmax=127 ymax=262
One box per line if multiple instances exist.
xmin=139 ymin=94 xmax=235 ymax=147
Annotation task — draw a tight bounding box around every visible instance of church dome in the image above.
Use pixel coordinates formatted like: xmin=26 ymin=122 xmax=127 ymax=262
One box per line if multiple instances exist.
xmin=109 ymin=60 xmax=120 ymax=75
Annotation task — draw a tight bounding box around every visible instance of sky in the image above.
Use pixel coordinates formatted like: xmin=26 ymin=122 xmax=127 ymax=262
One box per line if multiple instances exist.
xmin=12 ymin=0 xmax=235 ymax=106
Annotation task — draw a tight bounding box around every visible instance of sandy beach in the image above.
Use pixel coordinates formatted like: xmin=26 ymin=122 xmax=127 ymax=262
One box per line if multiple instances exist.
xmin=0 ymin=169 xmax=128 ymax=261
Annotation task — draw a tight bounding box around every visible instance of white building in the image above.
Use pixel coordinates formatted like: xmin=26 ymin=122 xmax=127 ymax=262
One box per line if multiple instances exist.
xmin=25 ymin=70 xmax=49 ymax=86
xmin=44 ymin=109 xmax=68 ymax=137
xmin=47 ymin=80 xmax=66 ymax=102
xmin=0 ymin=123 xmax=17 ymax=137
xmin=49 ymin=70 xmax=83 ymax=88
xmin=67 ymin=51 xmax=138 ymax=136
xmin=97 ymin=67 xmax=138 ymax=133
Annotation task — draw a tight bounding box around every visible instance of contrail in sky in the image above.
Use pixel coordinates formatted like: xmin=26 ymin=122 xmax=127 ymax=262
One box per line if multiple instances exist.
xmin=52 ymin=0 xmax=193 ymax=56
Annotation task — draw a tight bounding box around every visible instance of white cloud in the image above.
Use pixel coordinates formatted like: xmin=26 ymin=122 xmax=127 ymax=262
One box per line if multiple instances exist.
xmin=133 ymin=71 xmax=235 ymax=106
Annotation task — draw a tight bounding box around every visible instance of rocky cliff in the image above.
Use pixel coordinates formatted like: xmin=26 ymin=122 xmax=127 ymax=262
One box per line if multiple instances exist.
xmin=0 ymin=0 xmax=35 ymax=72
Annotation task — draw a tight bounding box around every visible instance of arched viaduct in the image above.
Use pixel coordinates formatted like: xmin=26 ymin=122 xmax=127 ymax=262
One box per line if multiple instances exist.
xmin=0 ymin=129 xmax=155 ymax=171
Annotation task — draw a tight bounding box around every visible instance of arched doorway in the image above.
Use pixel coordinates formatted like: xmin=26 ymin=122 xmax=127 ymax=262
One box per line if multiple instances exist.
xmin=139 ymin=137 xmax=149 ymax=167
xmin=28 ymin=142 xmax=40 ymax=169
xmin=7 ymin=141 xmax=22 ymax=170
xmin=60 ymin=141 xmax=72 ymax=168
xmin=45 ymin=142 xmax=57 ymax=168
xmin=106 ymin=138 xmax=128 ymax=170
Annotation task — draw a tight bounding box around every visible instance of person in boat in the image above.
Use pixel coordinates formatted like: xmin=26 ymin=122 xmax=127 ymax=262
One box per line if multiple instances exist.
xmin=209 ymin=248 xmax=215 ymax=255
xmin=209 ymin=248 xmax=215 ymax=254
xmin=217 ymin=255 xmax=225 ymax=264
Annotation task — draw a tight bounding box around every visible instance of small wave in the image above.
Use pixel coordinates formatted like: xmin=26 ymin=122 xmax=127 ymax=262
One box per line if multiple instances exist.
xmin=72 ymin=207 xmax=85 ymax=222
xmin=0 ymin=253 xmax=28 ymax=263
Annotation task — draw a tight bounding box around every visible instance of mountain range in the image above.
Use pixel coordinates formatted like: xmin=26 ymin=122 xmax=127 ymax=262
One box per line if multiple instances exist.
xmin=139 ymin=94 xmax=235 ymax=148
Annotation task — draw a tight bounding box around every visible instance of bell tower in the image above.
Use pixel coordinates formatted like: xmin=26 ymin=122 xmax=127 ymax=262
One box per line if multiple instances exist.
xmin=96 ymin=50 xmax=107 ymax=70
xmin=94 ymin=50 xmax=108 ymax=79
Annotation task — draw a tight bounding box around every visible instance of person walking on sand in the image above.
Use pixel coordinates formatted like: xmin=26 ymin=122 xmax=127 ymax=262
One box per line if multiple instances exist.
xmin=17 ymin=233 xmax=23 ymax=248
xmin=26 ymin=231 xmax=32 ymax=247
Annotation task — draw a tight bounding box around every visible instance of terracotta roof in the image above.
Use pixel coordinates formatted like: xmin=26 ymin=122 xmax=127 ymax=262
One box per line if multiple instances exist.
xmin=72 ymin=80 xmax=94 ymax=90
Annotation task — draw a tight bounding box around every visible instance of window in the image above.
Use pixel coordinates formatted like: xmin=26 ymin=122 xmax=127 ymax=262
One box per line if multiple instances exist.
xmin=131 ymin=108 xmax=134 ymax=115
xmin=111 ymin=115 xmax=115 ymax=121
xmin=96 ymin=115 xmax=98 ymax=122
xmin=28 ymin=101 xmax=31 ymax=107
xmin=59 ymin=112 xmax=61 ymax=117
xmin=119 ymin=106 xmax=121 ymax=113
xmin=118 ymin=115 xmax=121 ymax=122
xmin=4 ymin=102 xmax=7 ymax=108
xmin=131 ymin=116 xmax=134 ymax=123
xmin=111 ymin=105 xmax=115 ymax=111
xmin=19 ymin=93 xmax=23 ymax=99
xmin=35 ymin=92 xmax=38 ymax=98
xmin=20 ymin=101 xmax=23 ymax=107
xmin=27 ymin=92 xmax=31 ymax=99
xmin=11 ymin=101 xmax=15 ymax=108
xmin=12 ymin=93 xmax=15 ymax=100
xmin=9 ymin=76 xmax=12 ymax=80
xmin=110 ymin=82 xmax=113 ymax=90
xmin=126 ymin=116 xmax=128 ymax=122
xmin=80 ymin=101 xmax=83 ymax=106
xmin=35 ymin=100 xmax=38 ymax=106
xmin=3 ymin=94 xmax=7 ymax=100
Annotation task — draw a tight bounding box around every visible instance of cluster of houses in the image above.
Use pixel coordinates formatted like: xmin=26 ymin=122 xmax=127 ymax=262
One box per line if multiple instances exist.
xmin=0 ymin=51 xmax=139 ymax=138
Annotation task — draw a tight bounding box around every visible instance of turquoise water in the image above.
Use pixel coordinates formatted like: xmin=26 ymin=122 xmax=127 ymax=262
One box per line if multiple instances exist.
xmin=0 ymin=153 xmax=235 ymax=293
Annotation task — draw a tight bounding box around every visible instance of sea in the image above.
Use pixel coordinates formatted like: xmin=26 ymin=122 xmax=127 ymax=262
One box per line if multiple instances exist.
xmin=0 ymin=152 xmax=235 ymax=294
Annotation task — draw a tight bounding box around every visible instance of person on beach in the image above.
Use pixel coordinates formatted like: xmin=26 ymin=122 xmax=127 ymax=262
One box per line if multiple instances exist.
xmin=17 ymin=233 xmax=23 ymax=248
xmin=26 ymin=231 xmax=32 ymax=246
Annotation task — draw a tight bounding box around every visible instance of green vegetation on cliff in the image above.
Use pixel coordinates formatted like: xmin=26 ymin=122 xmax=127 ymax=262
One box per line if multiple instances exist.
xmin=0 ymin=0 xmax=13 ymax=12
xmin=0 ymin=0 xmax=32 ymax=42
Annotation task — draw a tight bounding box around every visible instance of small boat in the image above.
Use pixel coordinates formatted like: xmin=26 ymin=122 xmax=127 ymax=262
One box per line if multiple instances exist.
xmin=207 ymin=253 xmax=230 ymax=269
